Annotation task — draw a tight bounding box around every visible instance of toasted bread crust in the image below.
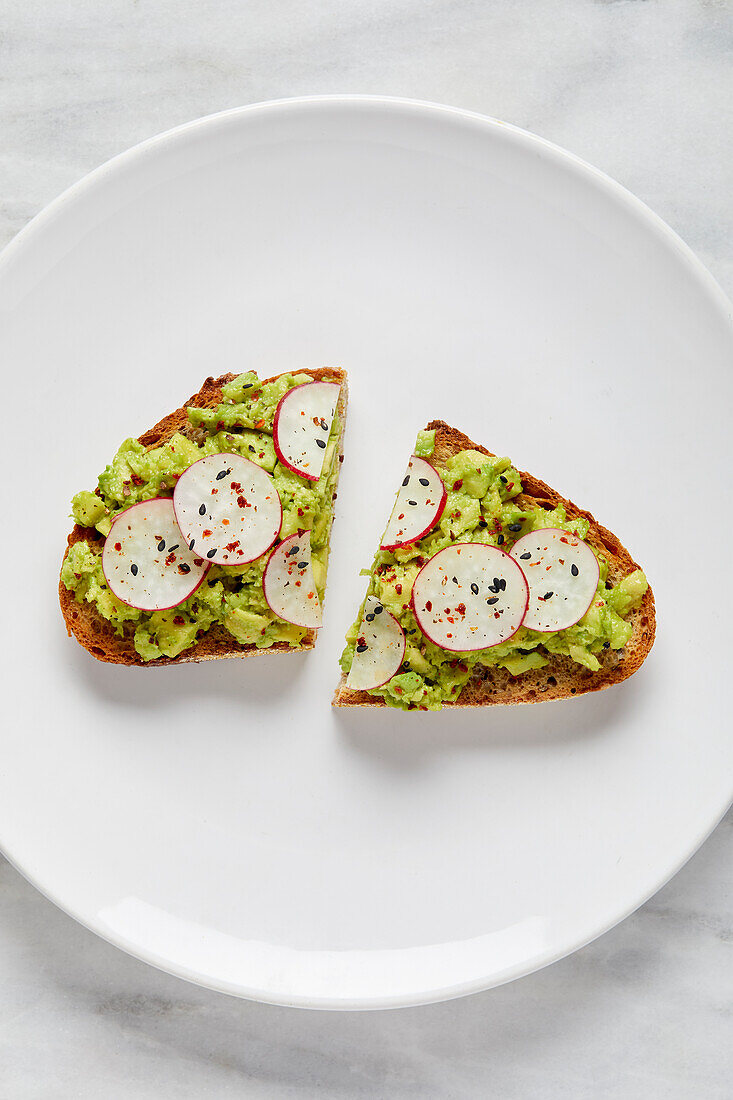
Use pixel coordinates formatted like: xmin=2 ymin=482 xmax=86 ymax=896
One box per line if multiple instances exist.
xmin=60 ymin=368 xmax=347 ymax=666
xmin=333 ymin=420 xmax=655 ymax=708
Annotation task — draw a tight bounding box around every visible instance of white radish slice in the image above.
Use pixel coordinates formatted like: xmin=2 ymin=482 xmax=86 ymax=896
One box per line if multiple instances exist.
xmin=381 ymin=456 xmax=447 ymax=549
xmin=412 ymin=543 xmax=528 ymax=652
xmin=509 ymin=527 xmax=600 ymax=632
xmin=262 ymin=532 xmax=322 ymax=629
xmin=102 ymin=498 xmax=208 ymax=611
xmin=346 ymin=595 xmax=406 ymax=690
xmin=173 ymin=453 xmax=281 ymax=566
xmin=273 ymin=381 xmax=340 ymax=481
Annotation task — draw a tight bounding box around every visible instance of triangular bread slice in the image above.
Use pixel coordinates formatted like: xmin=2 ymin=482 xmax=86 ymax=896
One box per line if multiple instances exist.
xmin=60 ymin=368 xmax=347 ymax=666
xmin=333 ymin=420 xmax=654 ymax=708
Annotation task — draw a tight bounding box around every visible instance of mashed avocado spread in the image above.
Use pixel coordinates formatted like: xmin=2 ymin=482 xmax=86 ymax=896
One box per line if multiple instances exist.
xmin=61 ymin=372 xmax=341 ymax=660
xmin=340 ymin=432 xmax=648 ymax=710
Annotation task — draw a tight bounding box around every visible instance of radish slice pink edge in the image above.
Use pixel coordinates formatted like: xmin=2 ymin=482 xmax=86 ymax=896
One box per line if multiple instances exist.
xmin=173 ymin=452 xmax=282 ymax=567
xmin=346 ymin=595 xmax=406 ymax=690
xmin=411 ymin=543 xmax=528 ymax=652
xmin=381 ymin=455 xmax=447 ymax=550
xmin=262 ymin=532 xmax=322 ymax=629
xmin=510 ymin=527 xmax=600 ymax=632
xmin=273 ymin=381 xmax=340 ymax=482
xmin=102 ymin=498 xmax=209 ymax=611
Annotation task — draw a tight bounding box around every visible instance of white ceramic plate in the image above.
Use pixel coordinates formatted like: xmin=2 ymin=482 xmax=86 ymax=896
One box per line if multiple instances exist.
xmin=1 ymin=97 xmax=731 ymax=1010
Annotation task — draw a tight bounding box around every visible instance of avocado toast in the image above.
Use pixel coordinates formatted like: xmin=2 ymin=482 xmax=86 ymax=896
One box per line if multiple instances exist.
xmin=334 ymin=420 xmax=655 ymax=710
xmin=60 ymin=368 xmax=347 ymax=665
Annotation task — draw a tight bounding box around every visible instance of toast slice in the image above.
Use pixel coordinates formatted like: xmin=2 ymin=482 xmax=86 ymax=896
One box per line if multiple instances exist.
xmin=60 ymin=367 xmax=347 ymax=666
xmin=334 ymin=420 xmax=655 ymax=709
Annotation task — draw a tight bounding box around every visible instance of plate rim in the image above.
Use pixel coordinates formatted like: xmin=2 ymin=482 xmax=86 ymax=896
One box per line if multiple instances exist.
xmin=1 ymin=94 xmax=731 ymax=1010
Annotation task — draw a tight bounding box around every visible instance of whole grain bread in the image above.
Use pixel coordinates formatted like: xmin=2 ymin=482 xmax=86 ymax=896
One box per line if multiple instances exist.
xmin=60 ymin=368 xmax=348 ymax=666
xmin=333 ymin=420 xmax=655 ymax=707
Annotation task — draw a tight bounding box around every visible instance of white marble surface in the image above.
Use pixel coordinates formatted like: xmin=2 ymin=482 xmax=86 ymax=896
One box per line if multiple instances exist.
xmin=1 ymin=1 xmax=731 ymax=1096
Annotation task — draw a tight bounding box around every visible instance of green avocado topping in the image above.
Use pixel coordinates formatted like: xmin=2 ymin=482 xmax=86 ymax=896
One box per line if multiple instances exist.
xmin=340 ymin=442 xmax=648 ymax=710
xmin=61 ymin=372 xmax=341 ymax=660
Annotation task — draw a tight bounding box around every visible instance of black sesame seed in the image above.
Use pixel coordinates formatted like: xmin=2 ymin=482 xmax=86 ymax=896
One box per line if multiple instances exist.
xmin=248 ymin=445 xmax=255 ymax=453
xmin=497 ymin=533 xmax=504 ymax=545
xmin=130 ymin=563 xmax=138 ymax=576
xmin=402 ymin=475 xmax=410 ymax=486
xmin=544 ymin=591 xmax=553 ymax=600
xmin=242 ymin=382 xmax=253 ymax=389
xmin=207 ymin=549 xmax=217 ymax=559
xmin=452 ymin=576 xmax=459 ymax=584
xmin=316 ymin=438 xmax=327 ymax=449
xmin=603 ymin=641 xmax=610 ymax=648
xmin=365 ymin=613 xmax=375 ymax=622
xmin=408 ymin=500 xmax=418 ymax=506
xmin=470 ymin=583 xmax=479 ymax=595
xmin=207 ymin=578 xmax=217 ymax=587
xmin=498 ymin=578 xmax=506 ymax=591
xmin=199 ymin=504 xmax=206 ymax=515
xmin=157 ymin=539 xmax=166 ymax=551
xmin=571 ymin=564 xmax=579 ymax=576
xmin=356 ymin=644 xmax=368 ymax=653
xmin=189 ymin=539 xmax=195 ymax=550
xmin=419 ymin=478 xmax=429 ymax=486
xmin=297 ymin=561 xmax=308 ymax=569
xmin=180 ymin=563 xmax=191 ymax=574
xmin=287 ymin=545 xmax=300 ymax=556
xmin=320 ymin=418 xmax=329 ymax=431
xmin=500 ymin=475 xmax=507 ymax=484
xmin=508 ymin=522 xmax=522 ymax=532
xmin=486 ymin=596 xmax=499 ymax=605
xmin=216 ymin=469 xmax=228 ymax=480
xmin=478 ymin=519 xmax=487 ymax=528
xmin=169 ymin=544 xmax=179 ymax=552
xmin=374 ymin=604 xmax=384 ymax=614
xmin=520 ymin=551 xmax=531 ymax=560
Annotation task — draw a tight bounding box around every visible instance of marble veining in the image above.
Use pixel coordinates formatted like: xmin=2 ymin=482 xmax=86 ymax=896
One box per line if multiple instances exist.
xmin=1 ymin=1 xmax=731 ymax=1096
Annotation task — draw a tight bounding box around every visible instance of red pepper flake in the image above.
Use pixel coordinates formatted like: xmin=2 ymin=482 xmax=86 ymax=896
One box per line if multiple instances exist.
xmin=165 ymin=552 xmax=176 ymax=566
xmin=425 ymin=600 xmax=432 ymax=612
xmin=395 ymin=686 xmax=403 ymax=695
xmin=203 ymin=529 xmax=213 ymax=537
xmin=225 ymin=541 xmax=240 ymax=552
xmin=173 ymin=615 xmax=185 ymax=625
xmin=114 ymin=542 xmax=121 ymax=551
xmin=453 ymin=479 xmax=463 ymax=490
xmin=130 ymin=474 xmax=144 ymax=486
xmin=254 ymin=418 xmax=267 ymax=430
xmin=237 ymin=495 xmax=249 ymax=509
xmin=456 ymin=602 xmax=466 ymax=615
xmin=395 ymin=583 xmax=402 ymax=595
xmin=297 ymin=508 xmax=304 ymax=517
xmin=307 ymin=591 xmax=314 ymax=599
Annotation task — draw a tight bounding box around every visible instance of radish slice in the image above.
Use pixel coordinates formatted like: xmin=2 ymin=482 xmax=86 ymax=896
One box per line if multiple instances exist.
xmin=346 ymin=595 xmax=406 ymax=690
xmin=102 ymin=498 xmax=208 ymax=611
xmin=173 ymin=453 xmax=281 ymax=566
xmin=412 ymin=543 xmax=528 ymax=651
xmin=381 ymin=456 xmax=447 ymax=549
xmin=262 ymin=532 xmax=322 ymax=629
xmin=273 ymin=381 xmax=340 ymax=482
xmin=509 ymin=527 xmax=600 ymax=631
